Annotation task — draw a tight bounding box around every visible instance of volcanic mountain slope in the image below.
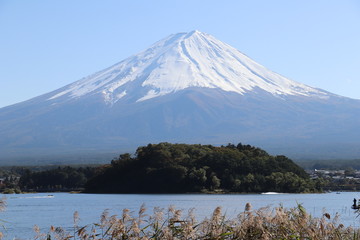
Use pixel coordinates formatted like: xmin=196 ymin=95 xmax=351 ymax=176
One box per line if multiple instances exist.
xmin=1 ymin=30 xmax=359 ymax=163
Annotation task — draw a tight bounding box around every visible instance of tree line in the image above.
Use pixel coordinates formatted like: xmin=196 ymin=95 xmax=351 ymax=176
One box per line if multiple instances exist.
xmin=85 ymin=142 xmax=320 ymax=193
xmin=18 ymin=166 xmax=97 ymax=192
xmin=2 ymin=143 xmax=324 ymax=193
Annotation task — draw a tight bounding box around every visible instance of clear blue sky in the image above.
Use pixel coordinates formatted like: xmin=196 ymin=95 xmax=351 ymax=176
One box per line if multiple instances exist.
xmin=0 ymin=0 xmax=359 ymax=108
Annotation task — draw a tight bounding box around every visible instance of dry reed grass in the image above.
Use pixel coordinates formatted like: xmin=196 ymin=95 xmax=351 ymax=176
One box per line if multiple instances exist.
xmin=0 ymin=196 xmax=6 ymax=240
xmin=32 ymin=203 xmax=360 ymax=240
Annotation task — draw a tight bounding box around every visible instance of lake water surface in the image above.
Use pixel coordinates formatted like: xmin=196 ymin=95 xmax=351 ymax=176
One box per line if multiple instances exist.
xmin=2 ymin=192 xmax=360 ymax=239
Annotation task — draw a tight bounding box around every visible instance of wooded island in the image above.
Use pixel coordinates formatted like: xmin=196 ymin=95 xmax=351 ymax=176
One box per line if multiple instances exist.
xmin=4 ymin=143 xmax=328 ymax=193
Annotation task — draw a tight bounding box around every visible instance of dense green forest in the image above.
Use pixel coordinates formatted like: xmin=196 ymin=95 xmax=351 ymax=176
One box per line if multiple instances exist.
xmin=4 ymin=142 xmax=359 ymax=193
xmin=85 ymin=142 xmax=319 ymax=193
xmin=10 ymin=166 xmax=98 ymax=192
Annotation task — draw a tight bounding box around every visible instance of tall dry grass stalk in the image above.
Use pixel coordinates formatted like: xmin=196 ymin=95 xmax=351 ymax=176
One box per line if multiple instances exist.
xmin=34 ymin=203 xmax=360 ymax=240
xmin=0 ymin=197 xmax=6 ymax=240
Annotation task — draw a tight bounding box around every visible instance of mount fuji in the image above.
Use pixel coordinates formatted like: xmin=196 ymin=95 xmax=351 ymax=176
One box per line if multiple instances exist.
xmin=1 ymin=30 xmax=360 ymax=164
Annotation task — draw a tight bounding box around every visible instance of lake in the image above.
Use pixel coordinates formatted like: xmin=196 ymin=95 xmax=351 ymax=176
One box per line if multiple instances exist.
xmin=1 ymin=192 xmax=360 ymax=239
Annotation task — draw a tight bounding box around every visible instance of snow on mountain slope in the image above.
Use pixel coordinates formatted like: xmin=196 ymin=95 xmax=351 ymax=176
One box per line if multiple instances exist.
xmin=1 ymin=30 xmax=359 ymax=164
xmin=48 ymin=30 xmax=330 ymax=105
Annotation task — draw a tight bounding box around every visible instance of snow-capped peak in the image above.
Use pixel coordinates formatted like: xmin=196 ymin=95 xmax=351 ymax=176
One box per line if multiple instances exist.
xmin=48 ymin=30 xmax=329 ymax=104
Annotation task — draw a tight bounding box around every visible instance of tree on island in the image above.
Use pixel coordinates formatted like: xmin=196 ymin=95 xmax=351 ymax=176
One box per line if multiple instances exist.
xmin=85 ymin=142 xmax=318 ymax=193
